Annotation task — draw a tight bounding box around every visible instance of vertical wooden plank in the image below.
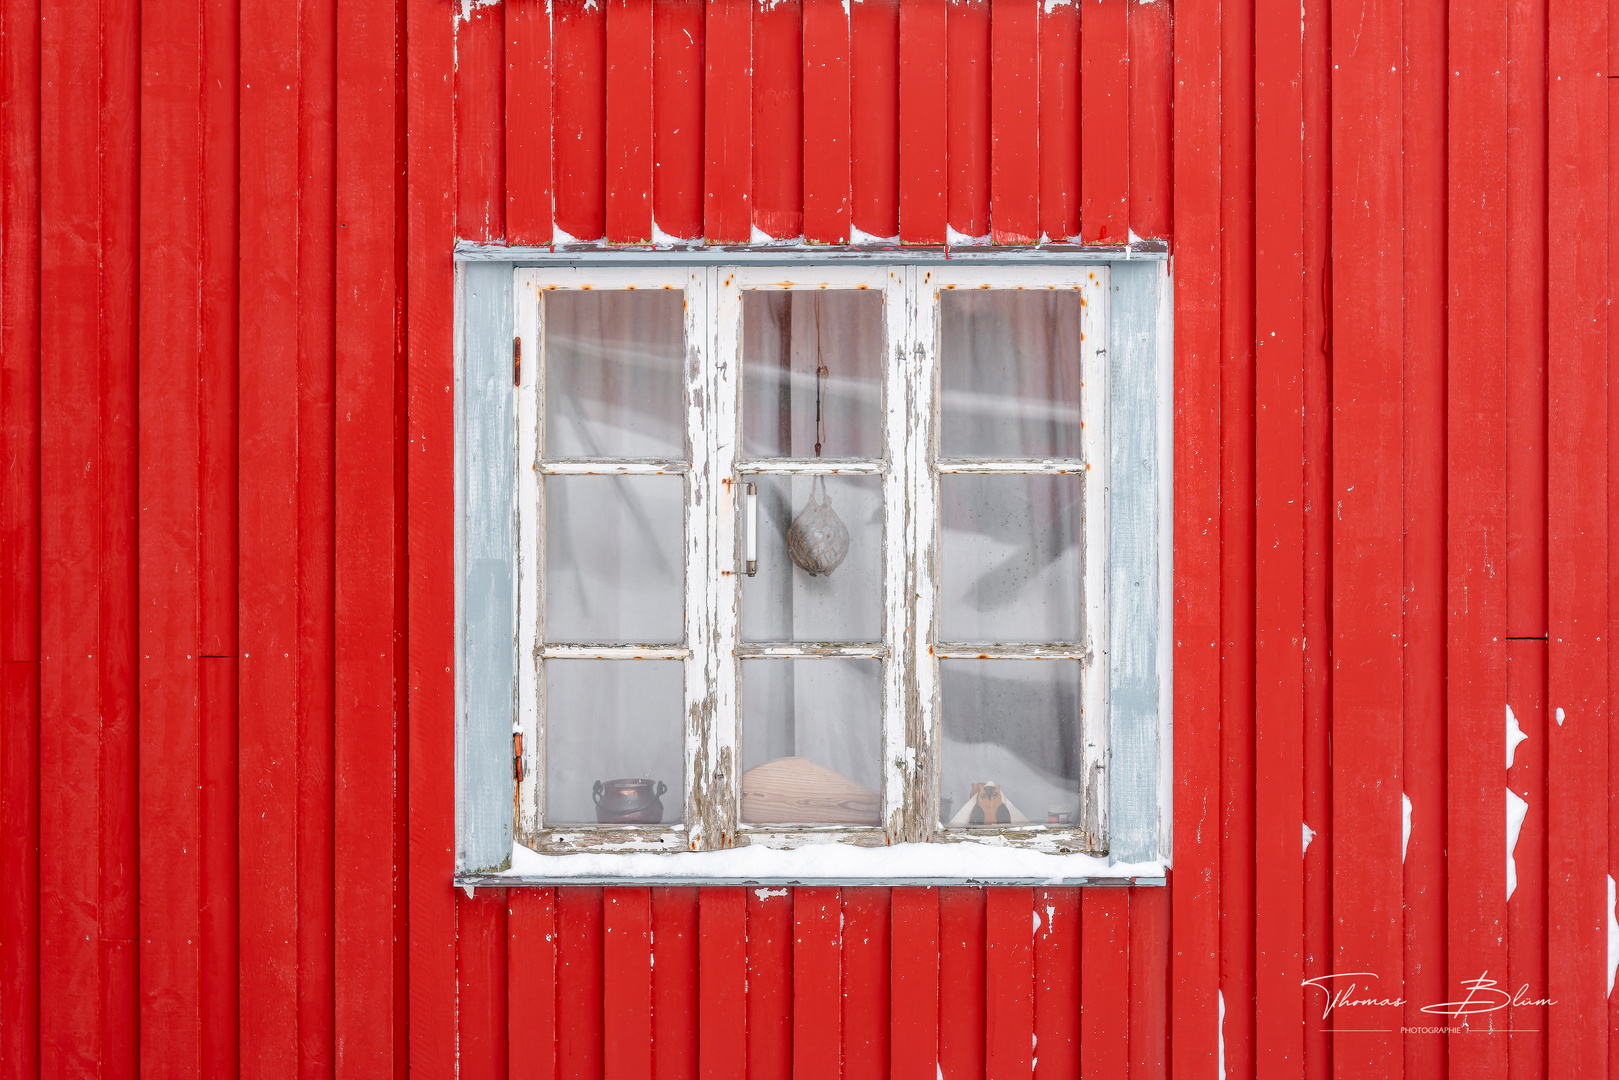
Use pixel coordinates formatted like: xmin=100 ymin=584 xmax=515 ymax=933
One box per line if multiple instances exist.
xmin=652 ymin=888 xmax=700 ymax=1080
xmin=1169 ymin=0 xmax=1222 ymax=1067
xmin=507 ymin=0 xmax=554 ymax=245
xmin=1400 ymin=0 xmax=1447 ymax=1071
xmin=558 ymin=888 xmax=605 ymax=1080
xmin=200 ymin=0 xmax=239 ymax=665
xmin=1508 ymin=643 xmax=1549 ymax=1080
xmin=1126 ymin=1 xmax=1172 ymax=240
xmin=984 ymin=889 xmax=1033 ymax=1080
xmin=946 ymin=0 xmax=990 ymax=240
xmin=1080 ymin=891 xmax=1128 ymax=1080
xmin=1036 ymin=0 xmax=1078 ymax=242
xmin=989 ymin=0 xmax=1038 ymax=243
xmin=1127 ymin=887 xmax=1170 ymax=1080
xmin=850 ymin=0 xmax=900 ymax=240
xmin=200 ymin=659 xmax=239 ymax=1079
xmin=1505 ymin=0 xmax=1548 ymax=640
xmin=0 ymin=0 xmax=39 ymax=669
xmin=1545 ymin=0 xmax=1609 ymax=1072
xmin=605 ymin=888 xmax=655 ymax=1080
xmin=39 ymin=0 xmax=103 ymax=1065
xmin=703 ymin=0 xmax=751 ymax=241
xmin=298 ymin=0 xmax=339 ymax=1069
xmin=653 ymin=0 xmax=705 ymax=240
xmin=745 ymin=888 xmax=792 ymax=1080
xmin=1300 ymin=0 xmax=1333 ymax=1072
xmin=1218 ymin=0 xmax=1256 ymax=1068
xmin=1032 ymin=888 xmax=1079 ymax=1080
xmin=898 ymin=0 xmax=947 ymax=244
xmin=938 ymin=888 xmax=986 ymax=1080
xmin=0 ymin=665 xmax=40 ymax=1080
xmin=1079 ymin=0 xmax=1127 ymax=243
xmin=1252 ymin=0 xmax=1304 ymax=1072
xmin=752 ymin=0 xmax=803 ymax=239
xmin=460 ymin=892 xmax=511 ymax=1080
xmin=510 ymin=889 xmax=559 ymax=1080
xmin=0 ymin=0 xmax=42 ymax=1063
xmin=335 ymin=0 xmax=400 ymax=1067
xmin=699 ymin=888 xmax=747 ymax=1080
xmin=793 ymin=887 xmax=842 ymax=1080
xmin=458 ymin=2 xmax=508 ymax=241
xmin=802 ymin=0 xmax=851 ymax=242
xmin=238 ymin=0 xmax=302 ymax=1065
xmin=139 ymin=0 xmax=205 ymax=1066
xmin=407 ymin=0 xmax=461 ymax=1064
xmin=100 ymin=0 xmax=141 ymax=1070
xmin=554 ymin=0 xmax=607 ymax=242
xmin=1331 ymin=0 xmax=1406 ymax=1066
xmin=606 ymin=0 xmax=654 ymax=242
xmin=890 ymin=887 xmax=939 ymax=1080
xmin=841 ymin=888 xmax=890 ymax=1080
xmin=1447 ymin=0 xmax=1510 ymax=1068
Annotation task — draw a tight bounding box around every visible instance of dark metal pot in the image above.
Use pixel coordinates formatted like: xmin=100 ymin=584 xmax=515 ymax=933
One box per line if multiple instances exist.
xmin=592 ymin=778 xmax=667 ymax=824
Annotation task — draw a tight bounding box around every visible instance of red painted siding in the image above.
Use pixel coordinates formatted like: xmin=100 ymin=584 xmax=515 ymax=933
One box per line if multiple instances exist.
xmin=0 ymin=2 xmax=1614 ymax=1079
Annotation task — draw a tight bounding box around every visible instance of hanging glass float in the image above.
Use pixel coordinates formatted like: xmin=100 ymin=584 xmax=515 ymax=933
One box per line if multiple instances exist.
xmin=786 ymin=475 xmax=850 ymax=576
xmin=785 ymin=295 xmax=851 ymax=577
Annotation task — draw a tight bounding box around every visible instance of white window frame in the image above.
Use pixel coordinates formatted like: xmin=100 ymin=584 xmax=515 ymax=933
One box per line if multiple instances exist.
xmin=453 ymin=250 xmax=1171 ymax=883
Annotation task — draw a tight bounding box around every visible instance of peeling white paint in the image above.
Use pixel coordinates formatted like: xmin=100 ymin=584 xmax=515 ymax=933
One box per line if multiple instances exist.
xmin=1302 ymin=822 xmax=1315 ymax=856
xmin=1609 ymin=875 xmax=1618 ymax=997
xmin=1401 ymin=793 xmax=1412 ymax=864
xmin=754 ymin=886 xmax=789 ymax=901
xmin=1556 ymin=706 xmax=1566 ymax=727
xmin=1507 ymin=703 xmax=1529 ymax=769
xmin=1506 ymin=789 xmax=1528 ymax=900
xmin=1217 ymin=989 xmax=1226 ymax=1080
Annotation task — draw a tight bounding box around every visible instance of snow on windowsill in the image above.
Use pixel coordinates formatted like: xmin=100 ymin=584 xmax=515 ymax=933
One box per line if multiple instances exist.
xmin=472 ymin=838 xmax=1167 ymax=887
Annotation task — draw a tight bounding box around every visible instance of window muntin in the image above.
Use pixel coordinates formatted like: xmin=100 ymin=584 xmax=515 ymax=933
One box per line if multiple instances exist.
xmin=512 ymin=263 xmax=1112 ymax=854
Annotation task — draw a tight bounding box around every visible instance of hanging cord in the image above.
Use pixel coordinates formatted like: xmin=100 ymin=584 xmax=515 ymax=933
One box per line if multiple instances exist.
xmin=813 ymin=292 xmax=828 ymax=458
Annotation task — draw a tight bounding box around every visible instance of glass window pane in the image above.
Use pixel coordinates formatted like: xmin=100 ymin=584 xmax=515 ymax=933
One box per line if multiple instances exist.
xmin=741 ymin=474 xmax=882 ymax=643
xmin=545 ymin=474 xmax=684 ymax=643
xmin=545 ymin=290 xmax=686 ymax=459
xmin=940 ymin=659 xmax=1084 ymax=828
xmin=740 ymin=658 xmax=881 ymax=825
xmin=544 ymin=659 xmax=684 ymax=825
xmin=939 ymin=474 xmax=1082 ymax=643
xmin=940 ymin=290 xmax=1084 ymax=458
xmin=743 ymin=290 xmax=884 ymax=459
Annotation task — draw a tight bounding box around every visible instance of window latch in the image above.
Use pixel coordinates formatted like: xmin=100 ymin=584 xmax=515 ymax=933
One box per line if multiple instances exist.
xmin=513 ymin=335 xmax=521 ymax=386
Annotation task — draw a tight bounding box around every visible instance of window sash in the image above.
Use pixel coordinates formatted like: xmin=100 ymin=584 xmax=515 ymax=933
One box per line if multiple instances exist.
xmin=512 ymin=263 xmax=1111 ymax=854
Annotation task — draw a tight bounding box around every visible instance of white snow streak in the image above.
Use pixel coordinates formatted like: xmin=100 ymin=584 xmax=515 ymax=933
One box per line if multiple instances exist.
xmin=1302 ymin=822 xmax=1315 ymax=856
xmin=1556 ymin=707 xmax=1566 ymax=727
xmin=1217 ymin=989 xmax=1227 ymax=1080
xmin=1608 ymin=875 xmax=1618 ymax=998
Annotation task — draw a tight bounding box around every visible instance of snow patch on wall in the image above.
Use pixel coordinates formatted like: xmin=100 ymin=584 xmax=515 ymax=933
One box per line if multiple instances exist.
xmin=1302 ymin=822 xmax=1315 ymax=856
xmin=946 ymin=224 xmax=991 ymax=246
xmin=651 ymin=219 xmax=697 ymax=247
xmin=1556 ymin=707 xmax=1566 ymax=727
xmin=848 ymin=222 xmax=900 ymax=245
xmin=1042 ymin=0 xmax=1072 ymax=13
xmin=1507 ymin=704 xmax=1529 ymax=769
xmin=1217 ymin=989 xmax=1227 ymax=1080
xmin=1402 ymin=793 xmax=1413 ymax=864
xmin=754 ymin=887 xmax=788 ymax=901
xmin=1506 ymin=789 xmax=1528 ymax=900
xmin=507 ymin=839 xmax=1165 ymax=882
xmin=1032 ymin=907 xmax=1042 ymax=933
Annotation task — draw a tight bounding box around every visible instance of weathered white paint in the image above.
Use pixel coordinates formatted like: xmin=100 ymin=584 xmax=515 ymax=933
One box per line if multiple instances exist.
xmin=1506 ymin=788 xmax=1528 ymax=900
xmin=1507 ymin=703 xmax=1529 ymax=769
xmin=1402 ymin=792 xmax=1413 ymax=864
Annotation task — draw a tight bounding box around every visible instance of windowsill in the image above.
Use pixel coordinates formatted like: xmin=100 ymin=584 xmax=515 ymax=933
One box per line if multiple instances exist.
xmin=453 ymin=840 xmax=1168 ymax=889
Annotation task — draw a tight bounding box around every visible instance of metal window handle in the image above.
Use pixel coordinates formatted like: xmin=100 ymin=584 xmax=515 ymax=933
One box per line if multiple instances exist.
xmin=745 ymin=482 xmax=758 ymax=577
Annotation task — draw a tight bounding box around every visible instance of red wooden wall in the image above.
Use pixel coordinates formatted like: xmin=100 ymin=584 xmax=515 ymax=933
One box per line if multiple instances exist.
xmin=0 ymin=0 xmax=1614 ymax=1078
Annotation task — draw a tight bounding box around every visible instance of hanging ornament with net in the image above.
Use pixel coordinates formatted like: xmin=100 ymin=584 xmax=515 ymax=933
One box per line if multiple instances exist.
xmin=786 ymin=295 xmax=852 ymax=577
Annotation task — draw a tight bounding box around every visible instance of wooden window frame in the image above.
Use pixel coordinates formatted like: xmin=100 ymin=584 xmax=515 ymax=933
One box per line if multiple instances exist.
xmin=454 ymin=250 xmax=1171 ymax=882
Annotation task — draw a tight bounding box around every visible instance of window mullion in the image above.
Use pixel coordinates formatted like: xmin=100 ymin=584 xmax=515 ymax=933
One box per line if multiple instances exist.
xmin=1080 ymin=267 xmax=1112 ymax=849
xmin=700 ymin=266 xmax=740 ymax=849
xmin=514 ymin=270 xmax=543 ymax=846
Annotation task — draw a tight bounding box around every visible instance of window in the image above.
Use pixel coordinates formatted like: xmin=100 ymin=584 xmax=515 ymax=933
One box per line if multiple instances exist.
xmin=455 ymin=254 xmax=1170 ymax=878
